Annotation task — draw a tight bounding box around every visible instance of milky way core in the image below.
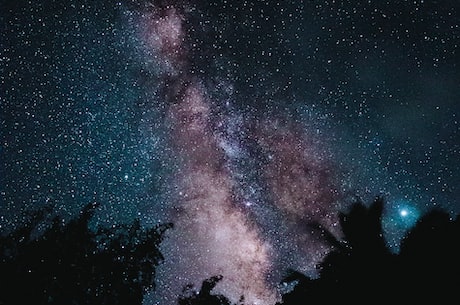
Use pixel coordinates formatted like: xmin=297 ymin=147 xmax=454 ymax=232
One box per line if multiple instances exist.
xmin=134 ymin=3 xmax=347 ymax=305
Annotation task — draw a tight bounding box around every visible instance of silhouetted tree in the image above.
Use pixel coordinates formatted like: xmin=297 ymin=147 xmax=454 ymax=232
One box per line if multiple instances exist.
xmin=279 ymin=197 xmax=460 ymax=304
xmin=279 ymin=197 xmax=394 ymax=304
xmin=178 ymin=275 xmax=238 ymax=305
xmin=397 ymin=208 xmax=460 ymax=302
xmin=0 ymin=203 xmax=171 ymax=305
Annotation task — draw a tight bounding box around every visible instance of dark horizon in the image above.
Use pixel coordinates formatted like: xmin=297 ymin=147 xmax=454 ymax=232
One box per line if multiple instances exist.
xmin=1 ymin=196 xmax=459 ymax=304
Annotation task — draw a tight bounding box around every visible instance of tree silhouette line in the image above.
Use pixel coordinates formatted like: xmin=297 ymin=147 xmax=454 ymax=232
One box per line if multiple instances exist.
xmin=0 ymin=203 xmax=171 ymax=305
xmin=179 ymin=197 xmax=460 ymax=304
xmin=1 ymin=197 xmax=459 ymax=305
xmin=277 ymin=197 xmax=460 ymax=304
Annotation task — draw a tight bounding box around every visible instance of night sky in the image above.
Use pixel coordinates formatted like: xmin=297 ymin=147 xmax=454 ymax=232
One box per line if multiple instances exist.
xmin=1 ymin=0 xmax=459 ymax=304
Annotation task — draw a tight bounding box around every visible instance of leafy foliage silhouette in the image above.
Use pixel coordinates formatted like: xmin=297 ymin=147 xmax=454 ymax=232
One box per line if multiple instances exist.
xmin=0 ymin=203 xmax=171 ymax=305
xmin=2 ymin=197 xmax=459 ymax=305
xmin=278 ymin=197 xmax=460 ymax=304
xmin=179 ymin=197 xmax=460 ymax=304
xmin=178 ymin=275 xmax=237 ymax=305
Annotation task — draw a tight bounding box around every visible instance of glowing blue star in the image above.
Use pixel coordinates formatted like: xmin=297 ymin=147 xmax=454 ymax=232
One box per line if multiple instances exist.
xmin=399 ymin=208 xmax=408 ymax=217
xmin=394 ymin=201 xmax=420 ymax=228
xmin=382 ymin=199 xmax=423 ymax=252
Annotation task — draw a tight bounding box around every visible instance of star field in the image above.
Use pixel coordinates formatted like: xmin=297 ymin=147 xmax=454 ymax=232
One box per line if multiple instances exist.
xmin=1 ymin=0 xmax=459 ymax=304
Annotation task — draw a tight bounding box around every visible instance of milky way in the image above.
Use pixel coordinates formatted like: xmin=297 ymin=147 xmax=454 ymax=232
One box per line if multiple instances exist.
xmin=133 ymin=3 xmax=347 ymax=304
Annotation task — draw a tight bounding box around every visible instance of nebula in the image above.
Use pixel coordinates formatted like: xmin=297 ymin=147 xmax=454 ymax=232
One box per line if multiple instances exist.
xmin=136 ymin=5 xmax=278 ymax=304
xmin=254 ymin=118 xmax=342 ymax=236
xmin=138 ymin=5 xmax=188 ymax=74
xmin=252 ymin=118 xmax=344 ymax=275
xmin=160 ymin=79 xmax=278 ymax=304
xmin=135 ymin=3 xmax=345 ymax=304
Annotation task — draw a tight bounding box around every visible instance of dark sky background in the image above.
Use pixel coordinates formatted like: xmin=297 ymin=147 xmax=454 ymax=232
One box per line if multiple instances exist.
xmin=1 ymin=0 xmax=459 ymax=304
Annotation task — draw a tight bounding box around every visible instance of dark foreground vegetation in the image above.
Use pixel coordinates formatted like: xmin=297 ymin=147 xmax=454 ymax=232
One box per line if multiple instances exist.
xmin=278 ymin=197 xmax=460 ymax=304
xmin=0 ymin=203 xmax=171 ymax=305
xmin=1 ymin=197 xmax=459 ymax=304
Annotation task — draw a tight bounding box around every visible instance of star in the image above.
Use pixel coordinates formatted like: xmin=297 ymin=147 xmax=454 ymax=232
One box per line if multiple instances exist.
xmin=399 ymin=209 xmax=408 ymax=217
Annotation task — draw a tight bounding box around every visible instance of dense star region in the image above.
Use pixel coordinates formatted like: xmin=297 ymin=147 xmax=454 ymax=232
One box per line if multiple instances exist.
xmin=1 ymin=0 xmax=459 ymax=305
xmin=133 ymin=4 xmax=346 ymax=304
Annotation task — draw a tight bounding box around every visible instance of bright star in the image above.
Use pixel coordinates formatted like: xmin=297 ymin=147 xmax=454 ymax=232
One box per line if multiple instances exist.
xmin=400 ymin=209 xmax=408 ymax=217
